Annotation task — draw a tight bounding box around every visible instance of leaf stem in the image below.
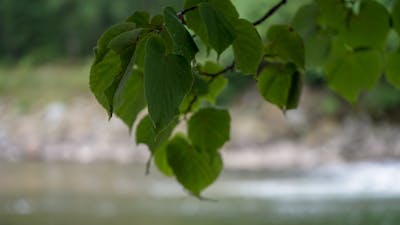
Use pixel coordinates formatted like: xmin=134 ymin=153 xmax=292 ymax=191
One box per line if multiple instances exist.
xmin=252 ymin=0 xmax=287 ymax=26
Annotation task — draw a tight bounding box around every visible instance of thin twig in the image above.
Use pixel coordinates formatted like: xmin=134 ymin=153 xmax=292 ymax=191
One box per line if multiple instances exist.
xmin=200 ymin=62 xmax=235 ymax=77
xmin=184 ymin=95 xmax=199 ymax=115
xmin=177 ymin=6 xmax=198 ymax=24
xmin=177 ymin=6 xmax=198 ymax=16
xmin=184 ymin=61 xmax=235 ymax=114
xmin=252 ymin=0 xmax=287 ymax=26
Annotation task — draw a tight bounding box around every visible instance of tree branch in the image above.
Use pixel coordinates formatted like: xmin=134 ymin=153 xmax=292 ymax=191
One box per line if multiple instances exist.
xmin=184 ymin=61 xmax=235 ymax=114
xmin=177 ymin=6 xmax=198 ymax=24
xmin=184 ymin=95 xmax=199 ymax=115
xmin=200 ymin=62 xmax=235 ymax=77
xmin=178 ymin=6 xmax=198 ymax=16
xmin=252 ymin=0 xmax=287 ymax=26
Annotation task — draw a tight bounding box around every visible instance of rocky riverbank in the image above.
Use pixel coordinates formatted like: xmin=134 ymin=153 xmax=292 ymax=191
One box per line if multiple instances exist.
xmin=1 ymin=87 xmax=400 ymax=170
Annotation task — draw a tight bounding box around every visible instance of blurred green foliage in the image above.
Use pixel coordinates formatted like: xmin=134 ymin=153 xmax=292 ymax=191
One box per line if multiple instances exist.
xmin=0 ymin=0 xmax=183 ymax=63
xmin=362 ymin=79 xmax=400 ymax=119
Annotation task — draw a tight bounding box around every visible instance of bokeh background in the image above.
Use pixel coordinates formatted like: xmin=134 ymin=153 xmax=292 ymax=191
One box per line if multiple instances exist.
xmin=1 ymin=0 xmax=400 ymax=224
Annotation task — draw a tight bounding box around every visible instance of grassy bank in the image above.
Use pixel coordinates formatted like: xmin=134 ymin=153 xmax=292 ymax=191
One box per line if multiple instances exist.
xmin=0 ymin=61 xmax=90 ymax=111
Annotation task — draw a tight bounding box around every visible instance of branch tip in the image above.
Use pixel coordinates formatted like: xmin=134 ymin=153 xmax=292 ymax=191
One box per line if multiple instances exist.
xmin=253 ymin=0 xmax=287 ymax=26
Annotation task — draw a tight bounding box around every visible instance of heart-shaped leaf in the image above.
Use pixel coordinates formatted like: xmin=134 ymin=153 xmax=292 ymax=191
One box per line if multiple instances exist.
xmin=113 ymin=69 xmax=146 ymax=131
xmin=188 ymin=108 xmax=230 ymax=153
xmin=167 ymin=134 xmax=223 ymax=196
xmin=324 ymin=40 xmax=383 ymax=102
xmin=164 ymin=7 xmax=198 ymax=61
xmin=233 ymin=19 xmax=264 ymax=75
xmin=154 ymin=143 xmax=174 ymax=176
xmin=126 ymin=11 xmax=150 ymax=27
xmin=257 ymin=63 xmax=303 ymax=110
xmin=291 ymin=3 xmax=332 ymax=70
xmin=184 ymin=0 xmax=239 ymax=46
xmin=265 ymin=25 xmax=305 ymax=69
xmin=198 ymin=2 xmax=236 ymax=54
xmin=340 ymin=0 xmax=390 ymax=48
xmin=136 ymin=115 xmax=178 ymax=153
xmin=95 ymin=23 xmax=136 ymax=62
xmin=144 ymin=35 xmax=193 ymax=133
xmin=291 ymin=3 xmax=318 ymax=38
xmin=90 ymin=50 xmax=122 ymax=116
xmin=393 ymin=0 xmax=400 ymax=36
xmin=316 ymin=0 xmax=348 ymax=30
xmin=385 ymin=50 xmax=400 ymax=89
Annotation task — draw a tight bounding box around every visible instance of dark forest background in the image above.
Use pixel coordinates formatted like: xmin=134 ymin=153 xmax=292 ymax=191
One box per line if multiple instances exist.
xmin=0 ymin=0 xmax=183 ymax=63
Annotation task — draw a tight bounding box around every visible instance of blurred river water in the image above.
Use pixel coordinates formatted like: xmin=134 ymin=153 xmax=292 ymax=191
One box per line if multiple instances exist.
xmin=1 ymin=161 xmax=400 ymax=225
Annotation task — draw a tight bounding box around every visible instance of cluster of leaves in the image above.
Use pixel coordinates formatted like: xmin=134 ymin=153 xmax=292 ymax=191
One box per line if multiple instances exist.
xmin=293 ymin=0 xmax=400 ymax=102
xmin=90 ymin=0 xmax=400 ymax=197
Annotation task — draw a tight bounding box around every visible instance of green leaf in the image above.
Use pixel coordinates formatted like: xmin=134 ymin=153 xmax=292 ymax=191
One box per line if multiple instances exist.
xmin=304 ymin=31 xmax=332 ymax=70
xmin=179 ymin=73 xmax=227 ymax=114
xmin=208 ymin=0 xmax=239 ymax=21
xmin=324 ymin=40 xmax=383 ymax=102
xmin=90 ymin=50 xmax=121 ymax=116
xmin=316 ymin=0 xmax=348 ymax=30
xmin=103 ymin=52 xmax=137 ymax=120
xmin=200 ymin=62 xmax=228 ymax=104
xmin=199 ymin=2 xmax=236 ymax=54
xmin=188 ymin=108 xmax=230 ymax=152
xmin=134 ymin=32 xmax=152 ymax=70
xmin=160 ymin=28 xmax=175 ymax=54
xmin=164 ymin=7 xmax=199 ymax=61
xmin=136 ymin=115 xmax=177 ymax=153
xmin=113 ymin=69 xmax=146 ymax=130
xmin=95 ymin=23 xmax=136 ymax=63
xmin=93 ymin=28 xmax=143 ymax=120
xmin=291 ymin=3 xmax=318 ymax=38
xmin=126 ymin=11 xmax=150 ymax=27
xmin=291 ymin=3 xmax=331 ymax=70
xmin=108 ymin=29 xmax=141 ymax=56
xmin=192 ymin=74 xmax=209 ymax=96
xmin=204 ymin=76 xmax=228 ymax=104
xmin=257 ymin=63 xmax=303 ymax=110
xmin=340 ymin=0 xmax=391 ymax=48
xmin=286 ymin=71 xmax=303 ymax=110
xmin=184 ymin=0 xmax=209 ymax=44
xmin=180 ymin=62 xmax=228 ymax=110
xmin=233 ymin=19 xmax=264 ymax=75
xmin=393 ymin=0 xmax=400 ymax=36
xmin=144 ymin=36 xmax=194 ymax=133
xmin=151 ymin=14 xmax=164 ymax=27
xmin=201 ymin=61 xmax=221 ymax=74
xmin=179 ymin=73 xmax=209 ymax=114
xmin=183 ymin=0 xmax=239 ymax=46
xmin=167 ymin=134 xmax=223 ymax=196
xmin=386 ymin=50 xmax=400 ymax=89
xmin=153 ymin=143 xmax=174 ymax=176
xmin=265 ymin=25 xmax=305 ymax=69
